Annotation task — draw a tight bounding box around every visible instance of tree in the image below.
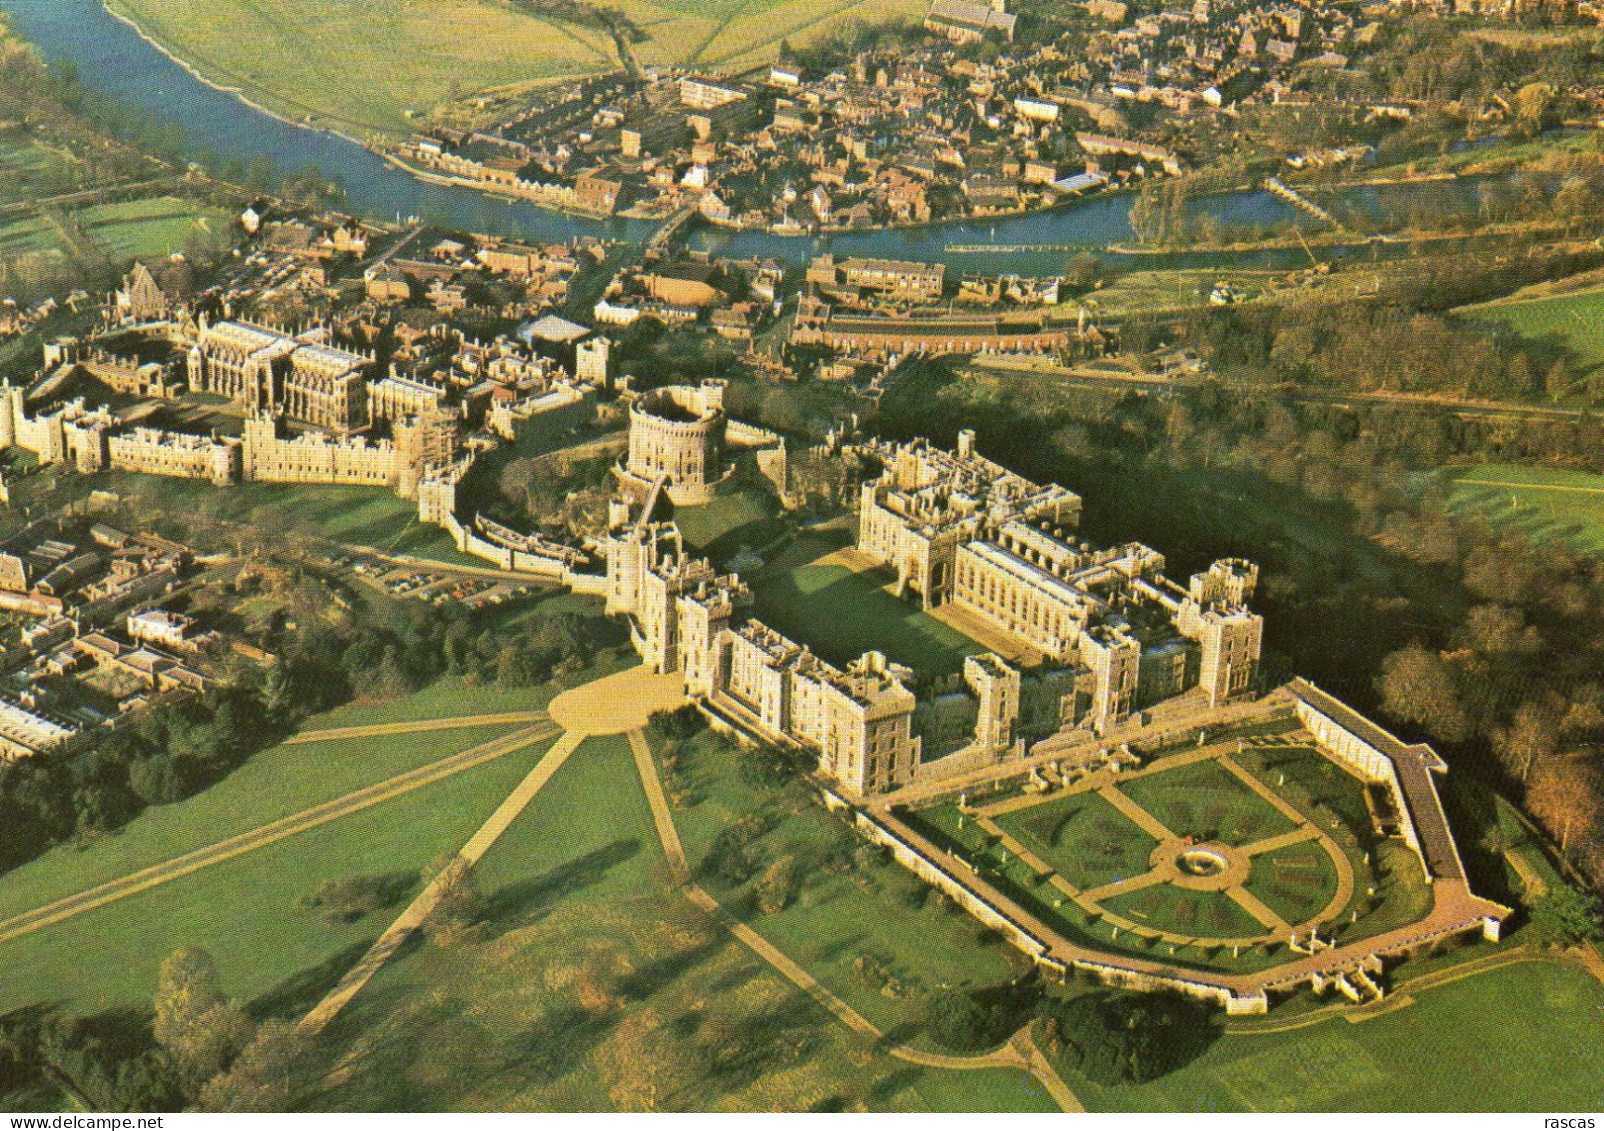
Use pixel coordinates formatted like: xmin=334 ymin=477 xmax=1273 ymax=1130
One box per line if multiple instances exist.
xmin=152 ymin=947 xmax=252 ymax=1087
xmin=1493 ymin=700 xmax=1562 ymax=784
xmin=925 ymin=981 xmax=1039 ymax=1052
xmin=1528 ymin=883 xmax=1604 ymax=946
xmin=1513 ymin=82 xmax=1555 ymax=137
xmin=1526 ymin=758 xmax=1599 ymax=855
xmin=754 ymin=855 xmax=798 ymax=914
xmin=1040 ymin=990 xmax=1217 ymax=1085
xmin=196 ymin=1021 xmax=306 ymax=1113
xmin=1377 ymin=644 xmax=1469 ymax=744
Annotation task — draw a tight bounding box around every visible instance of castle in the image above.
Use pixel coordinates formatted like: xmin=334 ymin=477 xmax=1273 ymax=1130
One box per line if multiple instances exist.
xmin=187 ymin=320 xmax=374 ymax=434
xmin=618 ymin=380 xmax=731 ymax=505
xmin=595 ymin=429 xmax=1266 ymax=795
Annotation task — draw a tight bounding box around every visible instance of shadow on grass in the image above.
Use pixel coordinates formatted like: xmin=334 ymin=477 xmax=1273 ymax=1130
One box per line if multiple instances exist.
xmin=250 ymin=938 xmax=382 ymax=1022
xmin=477 ymin=838 xmax=643 ymax=930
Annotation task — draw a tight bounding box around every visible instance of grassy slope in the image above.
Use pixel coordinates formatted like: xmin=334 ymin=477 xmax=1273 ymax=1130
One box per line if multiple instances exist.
xmin=0 ymin=723 xmax=522 ymax=923
xmin=316 ymin=734 xmax=1057 ymax=1111
xmin=1441 ymin=463 xmax=1604 ymax=558
xmin=1055 ymin=959 xmax=1604 ymax=1111
xmin=0 ymin=748 xmax=542 ymax=1015
xmin=1463 ymin=282 xmax=1604 ymax=374
xmin=106 ymin=0 xmax=929 ymax=132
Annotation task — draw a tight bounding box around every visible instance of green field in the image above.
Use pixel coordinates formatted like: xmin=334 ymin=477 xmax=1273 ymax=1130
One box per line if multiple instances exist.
xmin=1052 ymin=959 xmax=1604 ymax=1111
xmin=105 ymin=0 xmax=929 ymax=134
xmin=106 ymin=0 xmax=616 ymax=135
xmin=0 ymin=723 xmax=525 ymax=925
xmin=0 ymin=746 xmax=544 ymax=1015
xmin=311 ymin=733 xmax=1057 ymax=1112
xmin=0 ymin=197 xmax=228 ymax=267
xmin=1464 ymin=283 xmax=1604 ymax=375
xmin=1120 ymin=762 xmax=1297 ymax=848
xmin=1441 ymin=463 xmax=1604 ymax=557
xmin=75 ymin=196 xmax=230 ymax=261
xmin=994 ymin=792 xmax=1159 ymax=889
xmin=750 ymin=544 xmax=980 ymax=674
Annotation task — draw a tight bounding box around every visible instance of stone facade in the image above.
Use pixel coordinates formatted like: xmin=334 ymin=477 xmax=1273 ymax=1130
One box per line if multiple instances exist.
xmin=621 ymin=380 xmax=730 ymax=505
xmin=187 ymin=321 xmax=373 ymax=433
xmin=857 ymin=431 xmax=1263 ymax=733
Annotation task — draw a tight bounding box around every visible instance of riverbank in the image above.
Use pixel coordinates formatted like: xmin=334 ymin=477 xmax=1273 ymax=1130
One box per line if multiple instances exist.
xmin=100 ymin=0 xmax=385 ymax=147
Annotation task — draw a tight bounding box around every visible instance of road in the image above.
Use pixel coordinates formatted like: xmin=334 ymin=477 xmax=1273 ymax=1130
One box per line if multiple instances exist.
xmin=0 ymin=723 xmax=556 ymax=946
xmin=972 ymin=355 xmax=1589 ymax=424
xmin=285 ymin=711 xmax=550 ymax=745
xmin=299 ymin=729 xmax=585 ymax=1036
xmin=625 ymin=727 xmax=1084 ymax=1112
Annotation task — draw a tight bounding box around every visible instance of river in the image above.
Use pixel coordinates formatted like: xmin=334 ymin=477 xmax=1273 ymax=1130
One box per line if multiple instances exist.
xmin=2 ymin=0 xmax=1504 ymax=274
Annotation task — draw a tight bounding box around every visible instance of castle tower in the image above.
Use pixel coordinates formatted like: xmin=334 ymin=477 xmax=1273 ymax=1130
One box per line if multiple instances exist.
xmin=0 ymin=383 xmax=21 ymax=450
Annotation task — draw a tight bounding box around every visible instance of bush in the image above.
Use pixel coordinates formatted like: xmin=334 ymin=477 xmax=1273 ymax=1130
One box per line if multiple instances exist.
xmin=649 ymin=704 xmax=705 ymax=741
xmin=703 ymin=817 xmax=769 ymax=885
xmin=738 ymin=743 xmax=810 ymax=788
xmin=1041 ymin=990 xmax=1218 ymax=1085
xmin=755 ymin=855 xmax=799 ymax=914
xmin=1529 ymin=883 xmax=1604 ymax=946
xmin=925 ymin=980 xmax=1041 ymax=1052
xmin=299 ymin=872 xmax=414 ymax=923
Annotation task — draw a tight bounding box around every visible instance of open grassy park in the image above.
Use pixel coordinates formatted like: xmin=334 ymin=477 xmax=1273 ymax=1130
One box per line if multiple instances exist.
xmin=1439 ymin=462 xmax=1604 ymax=558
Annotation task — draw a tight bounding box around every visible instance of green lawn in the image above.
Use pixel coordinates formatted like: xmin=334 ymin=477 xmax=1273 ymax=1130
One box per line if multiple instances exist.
xmin=1052 ymin=959 xmax=1604 ymax=1111
xmin=75 ymin=196 xmax=231 ymax=261
xmin=1102 ymin=883 xmax=1265 ymax=940
xmin=0 ymin=723 xmax=524 ymax=924
xmin=310 ymin=733 xmax=1056 ymax=1112
xmin=994 ymin=792 xmax=1159 ymax=890
xmin=1242 ymin=842 xmax=1339 ymax=929
xmin=1465 ymin=284 xmax=1604 ymax=374
xmin=1441 ymin=463 xmax=1604 ymax=557
xmin=1120 ymin=762 xmax=1297 ymax=848
xmin=0 ymin=748 xmax=543 ymax=1016
xmin=750 ymin=551 xmax=980 ymax=674
xmin=669 ymin=485 xmax=786 ymax=565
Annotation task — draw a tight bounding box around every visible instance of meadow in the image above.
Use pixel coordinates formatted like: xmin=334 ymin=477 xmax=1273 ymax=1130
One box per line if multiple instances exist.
xmin=0 ymin=746 xmax=545 ymax=1015
xmin=1462 ymin=281 xmax=1604 ymax=375
xmin=1440 ymin=462 xmax=1604 ymax=558
xmin=106 ymin=0 xmax=615 ymax=135
xmin=1051 ymin=958 xmax=1604 ymax=1111
xmin=105 ymin=0 xmax=930 ymax=135
xmin=0 ymin=723 xmax=528 ymax=924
